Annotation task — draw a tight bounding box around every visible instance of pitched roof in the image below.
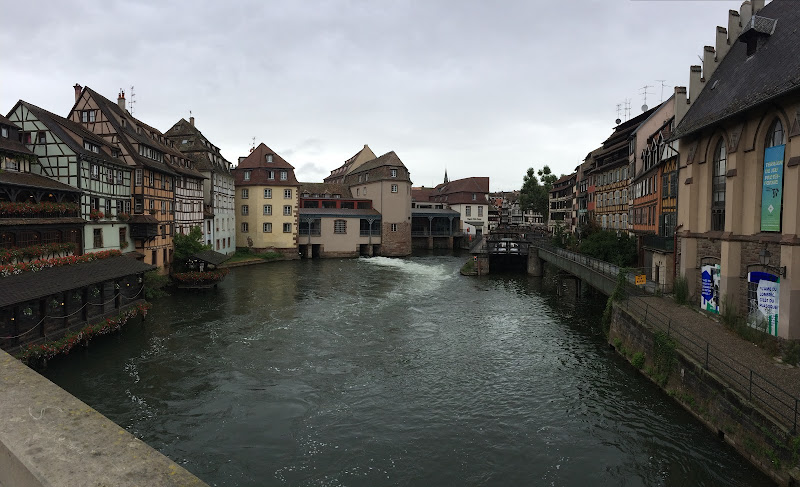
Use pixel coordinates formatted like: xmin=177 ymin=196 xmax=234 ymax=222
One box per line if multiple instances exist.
xmin=164 ymin=118 xmax=231 ymax=175
xmin=0 ymin=256 xmax=155 ymax=308
xmin=347 ymin=151 xmax=408 ymax=174
xmin=411 ymin=187 xmax=436 ymax=202
xmin=297 ymin=182 xmax=353 ymax=198
xmin=15 ymin=100 xmax=128 ymax=168
xmin=434 ymin=176 xmax=489 ymax=195
xmin=0 ymin=170 xmax=81 ymax=193
xmin=324 ymin=144 xmax=378 ymax=181
xmin=191 ymin=250 xmax=230 ymax=266
xmin=0 ymin=113 xmax=35 ymax=156
xmin=673 ymin=0 xmax=800 ymax=139
xmin=232 ymin=143 xmax=299 ymax=186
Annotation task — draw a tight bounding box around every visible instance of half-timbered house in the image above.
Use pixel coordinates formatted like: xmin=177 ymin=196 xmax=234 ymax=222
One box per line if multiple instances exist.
xmin=165 ymin=117 xmax=235 ymax=254
xmin=68 ymin=85 xmax=203 ymax=270
xmin=0 ymin=113 xmax=83 ymax=257
xmin=8 ymin=101 xmax=133 ymax=253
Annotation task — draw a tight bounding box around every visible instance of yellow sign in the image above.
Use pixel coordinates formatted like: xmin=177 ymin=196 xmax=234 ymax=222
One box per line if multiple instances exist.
xmin=635 ymin=274 xmax=646 ymax=286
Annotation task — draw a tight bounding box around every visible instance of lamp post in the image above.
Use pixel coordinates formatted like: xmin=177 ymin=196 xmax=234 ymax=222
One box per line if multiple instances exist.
xmin=760 ymin=246 xmax=787 ymax=278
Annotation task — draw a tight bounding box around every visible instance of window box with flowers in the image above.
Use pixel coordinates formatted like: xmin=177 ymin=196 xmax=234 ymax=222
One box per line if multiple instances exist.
xmin=117 ymin=212 xmax=131 ymax=222
xmin=89 ymin=209 xmax=105 ymax=221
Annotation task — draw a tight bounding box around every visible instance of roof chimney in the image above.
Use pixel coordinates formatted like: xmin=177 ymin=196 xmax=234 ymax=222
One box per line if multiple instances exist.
xmin=740 ymin=1 xmax=753 ymax=28
xmin=190 ymin=116 xmax=195 ymax=126
xmin=73 ymin=84 xmax=82 ymax=102
xmin=674 ymin=86 xmax=689 ymax=124
xmin=689 ymin=65 xmax=704 ymax=104
xmin=703 ymin=45 xmax=718 ymax=80
xmin=118 ymin=90 xmax=126 ymax=111
xmin=751 ymin=0 xmax=765 ymax=14
xmin=715 ymin=26 xmax=730 ymax=61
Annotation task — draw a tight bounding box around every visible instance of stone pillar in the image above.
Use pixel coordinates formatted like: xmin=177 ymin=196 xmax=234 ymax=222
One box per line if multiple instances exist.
xmin=719 ymin=241 xmax=742 ymax=313
xmin=527 ymin=247 xmax=544 ymax=276
xmin=780 ymin=245 xmax=800 ymax=339
xmin=305 ymin=244 xmax=313 ymax=259
xmin=680 ymin=236 xmax=698 ymax=298
xmin=447 ymin=237 xmax=453 ymax=250
xmin=427 ymin=236 xmax=433 ymax=250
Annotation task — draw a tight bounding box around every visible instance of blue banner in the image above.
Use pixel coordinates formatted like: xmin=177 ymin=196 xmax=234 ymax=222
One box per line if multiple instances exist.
xmin=761 ymin=145 xmax=785 ymax=232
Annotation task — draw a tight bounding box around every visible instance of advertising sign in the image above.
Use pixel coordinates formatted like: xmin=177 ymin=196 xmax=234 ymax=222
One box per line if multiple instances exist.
xmin=700 ymin=264 xmax=720 ymax=314
xmin=635 ymin=275 xmax=646 ymax=286
xmin=747 ymin=271 xmax=780 ymax=336
xmin=761 ymin=144 xmax=785 ymax=232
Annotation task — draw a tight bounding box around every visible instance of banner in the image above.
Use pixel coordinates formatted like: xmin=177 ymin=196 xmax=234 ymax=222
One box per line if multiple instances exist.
xmin=700 ymin=264 xmax=720 ymax=314
xmin=761 ymin=144 xmax=785 ymax=232
xmin=747 ymin=271 xmax=780 ymax=336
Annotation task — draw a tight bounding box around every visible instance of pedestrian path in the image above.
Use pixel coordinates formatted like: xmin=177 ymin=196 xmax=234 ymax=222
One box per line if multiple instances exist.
xmin=619 ymin=291 xmax=800 ymax=432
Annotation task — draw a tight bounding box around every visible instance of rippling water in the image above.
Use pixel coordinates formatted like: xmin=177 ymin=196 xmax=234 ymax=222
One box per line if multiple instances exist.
xmin=44 ymin=255 xmax=774 ymax=486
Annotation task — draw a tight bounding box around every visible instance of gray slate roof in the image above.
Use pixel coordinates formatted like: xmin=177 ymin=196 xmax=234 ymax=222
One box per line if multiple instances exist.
xmin=0 ymin=256 xmax=155 ymax=308
xmin=672 ymin=0 xmax=800 ymax=139
xmin=191 ymin=250 xmax=230 ymax=266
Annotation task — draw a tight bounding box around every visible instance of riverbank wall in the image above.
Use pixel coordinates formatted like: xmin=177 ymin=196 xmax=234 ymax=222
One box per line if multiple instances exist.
xmin=0 ymin=348 xmax=208 ymax=487
xmin=609 ymin=303 xmax=800 ymax=486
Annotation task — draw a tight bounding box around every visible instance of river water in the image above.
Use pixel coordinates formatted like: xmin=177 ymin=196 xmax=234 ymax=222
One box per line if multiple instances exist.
xmin=44 ymin=255 xmax=774 ymax=486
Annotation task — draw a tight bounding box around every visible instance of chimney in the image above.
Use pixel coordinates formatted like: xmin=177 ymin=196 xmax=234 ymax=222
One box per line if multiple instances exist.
xmin=751 ymin=0 xmax=765 ymax=15
xmin=73 ymin=84 xmax=82 ymax=102
xmin=189 ymin=116 xmax=195 ymax=126
xmin=703 ymin=45 xmax=718 ymax=80
xmin=740 ymin=1 xmax=753 ymax=28
xmin=674 ymin=86 xmax=689 ymax=124
xmin=689 ymin=65 xmax=704 ymax=104
xmin=715 ymin=26 xmax=730 ymax=61
xmin=728 ymin=10 xmax=742 ymax=41
xmin=118 ymin=90 xmax=126 ymax=111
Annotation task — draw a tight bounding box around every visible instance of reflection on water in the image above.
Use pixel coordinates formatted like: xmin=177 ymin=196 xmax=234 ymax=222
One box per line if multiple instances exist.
xmin=44 ymin=256 xmax=773 ymax=487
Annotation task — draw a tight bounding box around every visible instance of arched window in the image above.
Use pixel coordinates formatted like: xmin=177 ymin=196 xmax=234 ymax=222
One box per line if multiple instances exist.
xmin=767 ymin=119 xmax=785 ymax=148
xmin=711 ymin=139 xmax=726 ymax=231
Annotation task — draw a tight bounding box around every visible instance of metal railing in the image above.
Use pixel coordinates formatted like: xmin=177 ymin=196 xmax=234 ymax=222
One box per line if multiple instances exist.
xmin=534 ymin=241 xmax=799 ymax=433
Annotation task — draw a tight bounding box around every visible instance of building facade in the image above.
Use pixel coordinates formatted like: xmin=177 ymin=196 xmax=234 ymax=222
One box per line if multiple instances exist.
xmin=549 ymin=173 xmax=576 ymax=233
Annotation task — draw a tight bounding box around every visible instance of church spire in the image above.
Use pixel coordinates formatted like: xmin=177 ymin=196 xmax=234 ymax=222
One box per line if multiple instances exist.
xmin=443 ymin=169 xmax=449 ymax=184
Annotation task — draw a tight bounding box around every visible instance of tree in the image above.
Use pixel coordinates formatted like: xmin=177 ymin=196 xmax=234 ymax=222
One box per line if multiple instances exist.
xmin=173 ymin=226 xmax=211 ymax=263
xmin=519 ymin=165 xmax=557 ymax=224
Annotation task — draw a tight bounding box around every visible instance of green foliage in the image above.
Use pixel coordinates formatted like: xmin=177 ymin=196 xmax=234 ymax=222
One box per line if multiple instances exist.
xmin=674 ymin=274 xmax=689 ymax=305
xmin=652 ymin=331 xmax=677 ymax=386
xmin=602 ymin=270 xmax=629 ymax=335
xmin=173 ymin=226 xmax=211 ymax=263
xmin=519 ymin=165 xmax=556 ymax=223
xmin=144 ymin=270 xmax=170 ymax=299
xmin=578 ymin=230 xmax=637 ymax=267
xmin=631 ymin=351 xmax=645 ymax=369
xmin=782 ymin=341 xmax=800 ymax=366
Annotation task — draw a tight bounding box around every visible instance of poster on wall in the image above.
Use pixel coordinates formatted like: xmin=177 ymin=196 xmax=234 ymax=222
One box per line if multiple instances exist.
xmin=761 ymin=144 xmax=785 ymax=232
xmin=747 ymin=271 xmax=780 ymax=336
xmin=700 ymin=264 xmax=721 ymax=314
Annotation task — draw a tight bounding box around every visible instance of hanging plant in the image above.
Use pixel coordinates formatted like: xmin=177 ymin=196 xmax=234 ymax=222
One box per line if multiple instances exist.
xmin=90 ymin=287 xmax=100 ymax=298
xmin=23 ymin=307 xmax=33 ymax=317
xmin=49 ymin=299 xmax=60 ymax=310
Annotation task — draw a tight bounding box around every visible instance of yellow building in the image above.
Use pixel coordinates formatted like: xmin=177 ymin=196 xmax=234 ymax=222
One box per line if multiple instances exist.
xmin=232 ymin=143 xmax=299 ymax=258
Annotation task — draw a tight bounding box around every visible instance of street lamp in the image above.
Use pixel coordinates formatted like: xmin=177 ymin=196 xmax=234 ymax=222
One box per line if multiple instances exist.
xmin=759 ymin=246 xmax=787 ymax=278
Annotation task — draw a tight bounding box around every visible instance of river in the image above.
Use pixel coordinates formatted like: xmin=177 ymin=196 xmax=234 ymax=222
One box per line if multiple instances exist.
xmin=44 ymin=254 xmax=774 ymax=486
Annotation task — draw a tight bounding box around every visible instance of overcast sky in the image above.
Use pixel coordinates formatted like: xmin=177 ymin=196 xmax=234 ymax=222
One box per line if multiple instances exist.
xmin=1 ymin=0 xmax=757 ymax=191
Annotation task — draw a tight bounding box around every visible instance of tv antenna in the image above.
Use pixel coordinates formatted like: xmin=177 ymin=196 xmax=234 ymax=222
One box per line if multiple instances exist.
xmin=624 ymin=98 xmax=631 ymax=121
xmin=639 ymin=85 xmax=653 ymax=112
xmin=129 ymin=85 xmax=136 ymax=115
xmin=656 ymin=80 xmax=668 ymax=103
xmin=250 ymin=136 xmax=256 ymax=153
xmin=615 ymin=103 xmax=622 ymax=125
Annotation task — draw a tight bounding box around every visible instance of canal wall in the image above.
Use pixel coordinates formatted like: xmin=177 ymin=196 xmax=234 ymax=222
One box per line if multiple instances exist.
xmin=0 ymin=348 xmax=208 ymax=487
xmin=608 ymin=304 xmax=800 ymax=486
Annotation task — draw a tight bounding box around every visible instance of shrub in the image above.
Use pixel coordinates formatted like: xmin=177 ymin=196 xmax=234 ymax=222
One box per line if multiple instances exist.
xmin=631 ymin=352 xmax=645 ymax=369
xmin=144 ymin=270 xmax=170 ymax=299
xmin=674 ymin=274 xmax=689 ymax=305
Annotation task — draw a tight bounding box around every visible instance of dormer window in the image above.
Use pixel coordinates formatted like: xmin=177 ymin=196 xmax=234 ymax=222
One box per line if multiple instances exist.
xmin=266 ymin=154 xmax=273 ymax=163
xmin=80 ymin=110 xmax=96 ymax=123
xmin=391 ymin=169 xmax=397 ymax=178
xmin=472 ymin=193 xmax=476 ymax=200
xmin=83 ymin=140 xmax=100 ymax=153
xmin=37 ymin=132 xmax=46 ymax=144
xmin=280 ymin=170 xmax=288 ymax=181
xmin=244 ymin=170 xmax=251 ymax=181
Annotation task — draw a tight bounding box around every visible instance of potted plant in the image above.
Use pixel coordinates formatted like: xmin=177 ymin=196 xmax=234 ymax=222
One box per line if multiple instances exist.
xmin=118 ymin=212 xmax=131 ymax=222
xmin=89 ymin=209 xmax=104 ymax=221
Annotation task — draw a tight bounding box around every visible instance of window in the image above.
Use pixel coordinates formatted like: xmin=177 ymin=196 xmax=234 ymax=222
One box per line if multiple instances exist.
xmin=90 ymin=164 xmax=99 ymax=179
xmin=104 ymin=199 xmax=112 ymax=215
xmin=391 ymin=169 xmax=397 ymax=178
xmin=465 ymin=206 xmax=471 ymax=217
xmin=0 ymin=127 xmax=7 ymax=138
xmin=244 ymin=170 xmax=251 ymax=181
xmin=115 ymin=170 xmax=123 ymax=184
xmin=241 ymin=205 xmax=249 ymax=216
xmin=472 ymin=193 xmax=476 ymax=200
xmin=263 ymin=204 xmax=272 ymax=215
xmin=283 ymin=223 xmax=292 ymax=233
xmin=365 ymin=173 xmax=369 ymax=182
xmin=767 ymin=118 xmax=785 ymax=148
xmin=241 ymin=189 xmax=249 ymax=199
xmin=266 ymin=154 xmax=273 ymax=163
xmin=263 ymin=189 xmax=272 ymax=198
xmin=391 ymin=184 xmax=398 ymax=193
xmin=334 ymin=220 xmax=346 ymax=234
xmin=268 ymin=170 xmax=274 ymax=180
xmin=37 ymin=132 xmax=46 ymax=144
xmin=280 ymin=170 xmax=288 ymax=181
xmin=711 ymin=139 xmax=727 ymax=231
xmin=81 ymin=110 xmax=97 ymax=123
xmin=135 ymin=169 xmax=142 ymax=186
xmin=284 ymin=189 xmax=292 ymax=199
xmin=478 ymin=206 xmax=483 ymax=217
xmin=93 ymin=229 xmax=103 ymax=248
xmin=391 ymin=223 xmax=397 ymax=232
xmin=90 ymin=197 xmax=100 ymax=211
xmin=134 ymin=196 xmax=143 ymax=213
xmin=241 ymin=222 xmax=249 ymax=233
xmin=283 ymin=205 xmax=292 ymax=216
xmin=259 ymin=222 xmax=271 ymax=233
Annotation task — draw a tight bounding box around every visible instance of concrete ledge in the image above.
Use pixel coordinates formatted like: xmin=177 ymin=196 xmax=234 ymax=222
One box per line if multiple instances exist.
xmin=0 ymin=349 xmax=208 ymax=487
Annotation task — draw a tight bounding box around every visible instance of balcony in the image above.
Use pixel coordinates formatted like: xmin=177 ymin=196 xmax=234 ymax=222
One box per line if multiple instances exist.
xmin=641 ymin=234 xmax=674 ymax=252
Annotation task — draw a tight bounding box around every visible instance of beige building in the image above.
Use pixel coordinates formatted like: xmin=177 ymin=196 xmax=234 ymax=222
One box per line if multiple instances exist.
xmin=232 ymin=143 xmax=299 ymax=258
xmin=673 ymin=0 xmax=799 ymax=338
xmin=324 ymin=146 xmax=412 ymax=256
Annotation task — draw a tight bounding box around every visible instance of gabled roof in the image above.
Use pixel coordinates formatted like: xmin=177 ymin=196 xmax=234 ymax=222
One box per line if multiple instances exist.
xmin=14 ymin=100 xmax=128 ymax=168
xmin=0 ymin=113 xmax=35 ymax=156
xmin=346 ymin=151 xmax=407 ymax=174
xmin=324 ymin=144 xmax=377 ymax=181
xmin=164 ymin=118 xmax=231 ymax=175
xmin=673 ymin=0 xmax=800 ymax=139
xmin=434 ymin=176 xmax=489 ymax=195
xmin=232 ymin=143 xmax=299 ymax=186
